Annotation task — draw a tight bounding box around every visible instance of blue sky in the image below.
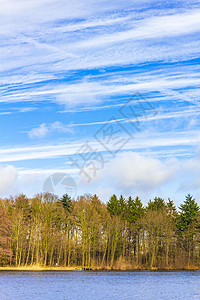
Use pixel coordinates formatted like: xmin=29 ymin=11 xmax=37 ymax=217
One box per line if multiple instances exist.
xmin=0 ymin=0 xmax=200 ymax=205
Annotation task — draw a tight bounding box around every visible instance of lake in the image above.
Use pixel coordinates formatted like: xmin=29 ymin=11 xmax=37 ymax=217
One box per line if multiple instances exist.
xmin=0 ymin=271 xmax=199 ymax=299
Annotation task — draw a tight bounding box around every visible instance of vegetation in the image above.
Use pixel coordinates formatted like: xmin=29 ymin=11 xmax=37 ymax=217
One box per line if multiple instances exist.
xmin=0 ymin=193 xmax=199 ymax=270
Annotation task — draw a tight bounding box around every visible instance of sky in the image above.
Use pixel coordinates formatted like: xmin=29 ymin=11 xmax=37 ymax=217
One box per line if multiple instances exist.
xmin=0 ymin=0 xmax=200 ymax=206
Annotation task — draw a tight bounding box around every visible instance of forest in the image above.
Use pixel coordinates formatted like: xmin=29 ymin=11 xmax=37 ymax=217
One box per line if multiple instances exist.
xmin=0 ymin=193 xmax=199 ymax=270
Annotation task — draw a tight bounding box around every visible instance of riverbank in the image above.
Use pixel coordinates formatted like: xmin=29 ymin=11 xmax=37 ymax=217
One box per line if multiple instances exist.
xmin=0 ymin=266 xmax=82 ymax=271
xmin=0 ymin=265 xmax=199 ymax=271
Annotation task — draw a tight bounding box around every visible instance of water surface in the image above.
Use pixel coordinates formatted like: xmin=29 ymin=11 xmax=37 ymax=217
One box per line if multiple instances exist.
xmin=0 ymin=271 xmax=199 ymax=299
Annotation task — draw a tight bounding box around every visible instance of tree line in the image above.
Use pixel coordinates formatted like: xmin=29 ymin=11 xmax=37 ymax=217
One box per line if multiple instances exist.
xmin=0 ymin=193 xmax=199 ymax=269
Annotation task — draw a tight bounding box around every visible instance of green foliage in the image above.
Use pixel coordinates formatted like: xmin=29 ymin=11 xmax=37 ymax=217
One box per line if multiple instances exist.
xmin=177 ymin=194 xmax=199 ymax=231
xmin=107 ymin=194 xmax=120 ymax=216
xmin=146 ymin=197 xmax=166 ymax=211
xmin=0 ymin=192 xmax=200 ymax=269
xmin=166 ymin=198 xmax=177 ymax=218
xmin=118 ymin=195 xmax=127 ymax=219
xmin=127 ymin=196 xmax=144 ymax=223
xmin=60 ymin=194 xmax=72 ymax=213
xmin=107 ymin=195 xmax=144 ymax=221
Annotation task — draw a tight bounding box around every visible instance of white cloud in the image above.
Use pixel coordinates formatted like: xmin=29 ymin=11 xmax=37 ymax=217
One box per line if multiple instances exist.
xmin=0 ymin=112 xmax=12 ymax=115
xmin=28 ymin=121 xmax=73 ymax=139
xmin=1 ymin=70 xmax=199 ymax=107
xmin=0 ymin=165 xmax=18 ymax=196
xmin=0 ymin=130 xmax=198 ymax=163
xmin=0 ymin=5 xmax=200 ymax=114
xmin=79 ymin=152 xmax=177 ymax=191
xmin=28 ymin=123 xmax=49 ymax=139
xmin=75 ymin=10 xmax=200 ymax=49
xmin=50 ymin=121 xmax=72 ymax=133
xmin=0 ymin=0 xmax=199 ymax=203
xmin=61 ymin=106 xmax=200 ymax=127
xmin=1 ymin=6 xmax=200 ymax=76
xmin=0 ymin=150 xmax=198 ymax=200
xmin=0 ymin=0 xmax=155 ymax=38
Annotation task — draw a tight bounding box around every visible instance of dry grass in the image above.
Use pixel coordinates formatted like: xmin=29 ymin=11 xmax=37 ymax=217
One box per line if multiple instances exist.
xmin=0 ymin=263 xmax=199 ymax=271
xmin=0 ymin=265 xmax=82 ymax=271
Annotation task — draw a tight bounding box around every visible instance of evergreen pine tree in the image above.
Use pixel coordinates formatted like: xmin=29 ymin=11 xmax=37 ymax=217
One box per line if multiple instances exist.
xmin=178 ymin=194 xmax=199 ymax=231
xmin=60 ymin=194 xmax=72 ymax=212
xmin=107 ymin=194 xmax=119 ymax=216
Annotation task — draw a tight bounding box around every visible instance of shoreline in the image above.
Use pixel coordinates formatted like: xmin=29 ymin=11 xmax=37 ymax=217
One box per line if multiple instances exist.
xmin=0 ymin=266 xmax=199 ymax=272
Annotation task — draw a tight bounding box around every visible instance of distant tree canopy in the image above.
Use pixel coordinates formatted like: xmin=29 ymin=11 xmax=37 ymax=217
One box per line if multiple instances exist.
xmin=146 ymin=197 xmax=166 ymax=211
xmin=0 ymin=193 xmax=199 ymax=269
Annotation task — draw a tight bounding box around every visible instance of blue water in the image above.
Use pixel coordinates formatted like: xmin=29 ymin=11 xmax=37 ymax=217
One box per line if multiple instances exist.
xmin=0 ymin=271 xmax=199 ymax=300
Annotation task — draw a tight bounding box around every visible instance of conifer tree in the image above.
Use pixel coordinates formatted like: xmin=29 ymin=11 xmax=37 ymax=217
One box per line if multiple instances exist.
xmin=178 ymin=194 xmax=199 ymax=231
xmin=107 ymin=194 xmax=120 ymax=216
xmin=60 ymin=194 xmax=72 ymax=213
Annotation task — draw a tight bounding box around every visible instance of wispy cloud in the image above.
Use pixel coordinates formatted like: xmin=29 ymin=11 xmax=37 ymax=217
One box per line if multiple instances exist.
xmin=0 ymin=111 xmax=12 ymax=115
xmin=1 ymin=70 xmax=199 ymax=108
xmin=0 ymin=130 xmax=198 ymax=163
xmin=28 ymin=121 xmax=73 ymax=139
xmin=74 ymin=10 xmax=200 ymax=49
xmin=0 ymin=0 xmax=200 ymax=201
